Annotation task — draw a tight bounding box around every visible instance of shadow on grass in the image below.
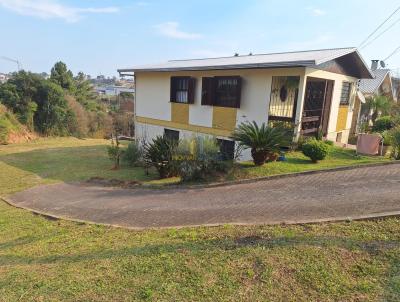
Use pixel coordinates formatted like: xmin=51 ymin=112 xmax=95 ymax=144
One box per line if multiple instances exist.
xmin=1 ymin=232 xmax=399 ymax=298
xmin=1 ymin=233 xmax=399 ymax=266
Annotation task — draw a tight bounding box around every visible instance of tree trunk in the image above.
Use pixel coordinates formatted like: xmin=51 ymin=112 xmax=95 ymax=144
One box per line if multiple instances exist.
xmin=251 ymin=149 xmax=268 ymax=166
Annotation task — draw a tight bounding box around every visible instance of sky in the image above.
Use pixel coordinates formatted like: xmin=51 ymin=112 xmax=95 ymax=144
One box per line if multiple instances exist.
xmin=0 ymin=0 xmax=400 ymax=77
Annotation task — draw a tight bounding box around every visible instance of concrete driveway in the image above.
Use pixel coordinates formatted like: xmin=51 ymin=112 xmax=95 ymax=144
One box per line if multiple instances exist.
xmin=6 ymin=164 xmax=400 ymax=228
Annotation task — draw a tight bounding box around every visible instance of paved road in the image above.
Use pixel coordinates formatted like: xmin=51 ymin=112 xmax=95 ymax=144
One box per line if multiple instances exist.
xmin=7 ymin=164 xmax=400 ymax=228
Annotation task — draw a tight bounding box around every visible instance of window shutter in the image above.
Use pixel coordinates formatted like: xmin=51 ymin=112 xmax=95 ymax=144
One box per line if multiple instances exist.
xmin=188 ymin=77 xmax=196 ymax=104
xmin=234 ymin=76 xmax=242 ymax=108
xmin=201 ymin=77 xmax=215 ymax=105
xmin=170 ymin=77 xmax=177 ymax=102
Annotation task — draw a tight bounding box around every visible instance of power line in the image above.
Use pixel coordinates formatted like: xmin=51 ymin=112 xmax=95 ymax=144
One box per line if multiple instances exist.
xmin=360 ymin=16 xmax=400 ymax=49
xmin=359 ymin=5 xmax=400 ymax=48
xmin=384 ymin=45 xmax=400 ymax=62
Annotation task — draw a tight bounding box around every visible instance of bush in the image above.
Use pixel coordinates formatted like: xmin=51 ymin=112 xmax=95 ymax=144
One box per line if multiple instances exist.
xmin=65 ymin=96 xmax=89 ymax=138
xmin=174 ymin=136 xmax=221 ymax=182
xmin=302 ymin=138 xmax=330 ymax=163
xmin=123 ymin=141 xmax=143 ymax=166
xmin=324 ymin=140 xmax=334 ymax=146
xmin=144 ymin=136 xmax=178 ymax=178
xmin=372 ymin=116 xmax=394 ymax=133
xmin=386 ymin=127 xmax=400 ymax=160
xmin=107 ymin=138 xmax=124 ymax=169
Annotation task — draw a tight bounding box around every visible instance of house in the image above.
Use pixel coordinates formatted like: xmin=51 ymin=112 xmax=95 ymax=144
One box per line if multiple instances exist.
xmin=0 ymin=73 xmax=10 ymax=84
xmin=118 ymin=47 xmax=373 ymax=160
xmin=391 ymin=76 xmax=400 ymax=102
xmin=350 ymin=61 xmax=395 ymax=136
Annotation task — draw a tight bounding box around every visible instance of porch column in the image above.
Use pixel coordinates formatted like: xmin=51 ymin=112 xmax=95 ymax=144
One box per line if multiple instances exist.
xmin=293 ymin=75 xmax=307 ymax=141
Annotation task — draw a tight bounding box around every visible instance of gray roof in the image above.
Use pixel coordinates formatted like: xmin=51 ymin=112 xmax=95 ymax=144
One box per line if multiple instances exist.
xmin=358 ymin=69 xmax=390 ymax=94
xmin=118 ymin=47 xmax=372 ymax=77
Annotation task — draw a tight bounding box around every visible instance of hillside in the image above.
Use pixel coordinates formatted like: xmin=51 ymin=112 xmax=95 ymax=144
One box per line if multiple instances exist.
xmin=0 ymin=104 xmax=35 ymax=144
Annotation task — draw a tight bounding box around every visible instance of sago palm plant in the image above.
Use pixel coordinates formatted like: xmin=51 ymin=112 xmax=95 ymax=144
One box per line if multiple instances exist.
xmin=231 ymin=121 xmax=292 ymax=165
xmin=143 ymin=136 xmax=178 ymax=178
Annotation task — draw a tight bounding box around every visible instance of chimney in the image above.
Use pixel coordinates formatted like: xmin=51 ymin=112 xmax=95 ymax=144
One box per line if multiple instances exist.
xmin=371 ymin=60 xmax=379 ymax=71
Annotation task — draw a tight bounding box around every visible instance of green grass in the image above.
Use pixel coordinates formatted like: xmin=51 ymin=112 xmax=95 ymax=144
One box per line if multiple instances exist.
xmin=235 ymin=146 xmax=390 ymax=180
xmin=0 ymin=137 xmax=399 ymax=301
xmin=0 ymin=201 xmax=399 ymax=301
xmin=0 ymin=137 xmax=162 ymax=195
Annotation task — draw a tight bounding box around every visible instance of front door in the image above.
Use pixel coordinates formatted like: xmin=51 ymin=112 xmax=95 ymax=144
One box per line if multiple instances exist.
xmin=301 ymin=78 xmax=334 ymax=137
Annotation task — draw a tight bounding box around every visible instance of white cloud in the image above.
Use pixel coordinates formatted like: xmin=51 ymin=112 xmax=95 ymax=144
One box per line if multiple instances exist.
xmin=0 ymin=0 xmax=119 ymax=23
xmin=307 ymin=7 xmax=326 ymax=16
xmin=154 ymin=22 xmax=202 ymax=40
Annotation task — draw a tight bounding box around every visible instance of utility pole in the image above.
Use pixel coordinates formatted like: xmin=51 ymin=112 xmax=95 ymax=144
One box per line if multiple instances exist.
xmin=0 ymin=56 xmax=22 ymax=71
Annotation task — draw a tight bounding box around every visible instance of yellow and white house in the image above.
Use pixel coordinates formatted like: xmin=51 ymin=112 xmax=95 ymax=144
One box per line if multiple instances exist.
xmin=118 ymin=47 xmax=373 ymax=160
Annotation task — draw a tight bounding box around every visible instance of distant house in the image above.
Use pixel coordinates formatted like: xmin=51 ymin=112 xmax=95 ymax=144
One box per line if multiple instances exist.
xmin=0 ymin=73 xmax=10 ymax=84
xmin=391 ymin=77 xmax=400 ymax=102
xmin=118 ymin=47 xmax=372 ymax=160
xmin=350 ymin=61 xmax=395 ymax=136
xmin=94 ymin=85 xmax=135 ymax=96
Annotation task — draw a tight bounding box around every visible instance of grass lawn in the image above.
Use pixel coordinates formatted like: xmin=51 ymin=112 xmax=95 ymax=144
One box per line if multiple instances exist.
xmin=235 ymin=146 xmax=390 ymax=180
xmin=0 ymin=137 xmax=399 ymax=301
xmin=0 ymin=200 xmax=399 ymax=301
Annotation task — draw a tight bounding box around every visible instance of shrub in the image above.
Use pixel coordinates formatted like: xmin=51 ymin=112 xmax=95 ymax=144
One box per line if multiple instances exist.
xmin=302 ymin=138 xmax=330 ymax=163
xmin=372 ymin=116 xmax=394 ymax=133
xmin=232 ymin=121 xmax=292 ymax=166
xmin=123 ymin=141 xmax=143 ymax=166
xmin=144 ymin=136 xmax=178 ymax=178
xmin=107 ymin=138 xmax=124 ymax=169
xmin=174 ymin=136 xmax=221 ymax=181
xmin=386 ymin=127 xmax=400 ymax=160
xmin=324 ymin=140 xmax=334 ymax=146
xmin=65 ymin=96 xmax=89 ymax=138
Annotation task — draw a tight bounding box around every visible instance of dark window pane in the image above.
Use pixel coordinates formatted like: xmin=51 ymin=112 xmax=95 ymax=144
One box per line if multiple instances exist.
xmin=214 ymin=77 xmax=241 ymax=108
xmin=340 ymin=82 xmax=351 ymax=105
xmin=171 ymin=77 xmax=193 ymax=104
xmin=164 ymin=129 xmax=179 ymax=141
xmin=217 ymin=139 xmax=235 ymax=160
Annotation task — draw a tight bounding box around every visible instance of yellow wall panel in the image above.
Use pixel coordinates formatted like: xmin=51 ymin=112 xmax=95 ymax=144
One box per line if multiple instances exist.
xmin=136 ymin=116 xmax=232 ymax=137
xmin=212 ymin=107 xmax=237 ymax=131
xmin=171 ymin=103 xmax=189 ymax=124
xmin=336 ymin=105 xmax=349 ymax=132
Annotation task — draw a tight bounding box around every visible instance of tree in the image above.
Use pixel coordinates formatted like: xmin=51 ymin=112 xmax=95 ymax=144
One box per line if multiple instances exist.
xmin=34 ymin=81 xmax=70 ymax=135
xmin=365 ymin=95 xmax=392 ymax=124
xmin=50 ymin=61 xmax=75 ymax=91
xmin=74 ymin=72 xmax=98 ymax=110
xmin=0 ymin=71 xmax=40 ymax=130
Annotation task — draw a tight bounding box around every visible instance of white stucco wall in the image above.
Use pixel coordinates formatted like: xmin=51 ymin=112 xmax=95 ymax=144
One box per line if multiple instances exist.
xmin=135 ymin=68 xmax=306 ymax=129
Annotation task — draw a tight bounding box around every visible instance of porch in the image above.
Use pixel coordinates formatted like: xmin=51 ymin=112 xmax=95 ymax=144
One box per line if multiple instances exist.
xmin=268 ymin=76 xmax=334 ymax=139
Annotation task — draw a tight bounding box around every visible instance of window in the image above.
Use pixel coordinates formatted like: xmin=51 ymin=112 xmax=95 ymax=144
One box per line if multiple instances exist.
xmin=217 ymin=139 xmax=235 ymax=160
xmin=215 ymin=77 xmax=242 ymax=108
xmin=340 ymin=82 xmax=352 ymax=105
xmin=201 ymin=76 xmax=242 ymax=108
xmin=164 ymin=129 xmax=179 ymax=141
xmin=268 ymin=76 xmax=300 ymax=122
xmin=170 ymin=77 xmax=195 ymax=104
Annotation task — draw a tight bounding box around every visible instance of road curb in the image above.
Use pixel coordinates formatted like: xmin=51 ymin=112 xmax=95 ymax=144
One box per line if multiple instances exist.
xmin=143 ymin=160 xmax=400 ymax=190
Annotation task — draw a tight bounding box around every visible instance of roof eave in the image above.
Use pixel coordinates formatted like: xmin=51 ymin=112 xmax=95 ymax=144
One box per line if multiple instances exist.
xmin=354 ymin=49 xmax=375 ymax=79
xmin=118 ymin=60 xmax=316 ymax=73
